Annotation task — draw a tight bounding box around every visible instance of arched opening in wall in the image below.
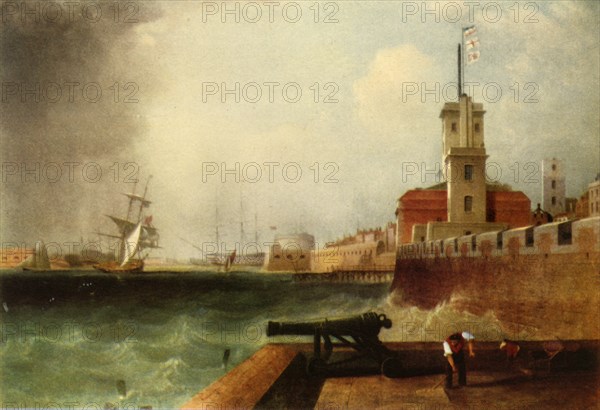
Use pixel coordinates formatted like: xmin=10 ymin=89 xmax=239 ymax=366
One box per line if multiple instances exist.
xmin=376 ymin=241 xmax=385 ymax=256
xmin=558 ymin=221 xmax=573 ymax=245
xmin=496 ymin=232 xmax=503 ymax=250
xmin=525 ymin=227 xmax=534 ymax=247
xmin=465 ymin=196 xmax=473 ymax=212
xmin=465 ymin=165 xmax=474 ymax=181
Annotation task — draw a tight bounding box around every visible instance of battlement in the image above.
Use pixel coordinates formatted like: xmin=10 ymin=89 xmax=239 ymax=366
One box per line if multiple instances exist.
xmin=397 ymin=216 xmax=599 ymax=260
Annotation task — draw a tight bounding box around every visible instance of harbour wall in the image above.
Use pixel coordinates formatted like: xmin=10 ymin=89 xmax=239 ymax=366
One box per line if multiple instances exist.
xmin=392 ymin=216 xmax=600 ymax=340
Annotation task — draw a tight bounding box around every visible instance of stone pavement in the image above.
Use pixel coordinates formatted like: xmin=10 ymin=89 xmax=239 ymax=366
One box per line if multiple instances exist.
xmin=314 ymin=370 xmax=598 ymax=409
xmin=181 ymin=342 xmax=599 ymax=409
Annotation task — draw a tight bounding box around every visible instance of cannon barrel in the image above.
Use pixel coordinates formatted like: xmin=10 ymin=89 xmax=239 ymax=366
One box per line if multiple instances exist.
xmin=267 ymin=312 xmax=392 ymax=337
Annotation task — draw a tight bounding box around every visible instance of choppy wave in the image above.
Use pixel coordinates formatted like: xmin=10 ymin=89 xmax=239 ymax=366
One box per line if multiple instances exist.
xmin=0 ymin=270 xmax=501 ymax=408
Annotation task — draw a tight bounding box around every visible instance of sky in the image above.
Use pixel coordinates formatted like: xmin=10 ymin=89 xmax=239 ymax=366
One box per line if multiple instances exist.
xmin=1 ymin=0 xmax=599 ymax=260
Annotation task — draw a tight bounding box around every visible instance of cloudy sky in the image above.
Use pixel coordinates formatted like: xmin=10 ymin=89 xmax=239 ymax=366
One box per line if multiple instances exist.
xmin=1 ymin=1 xmax=598 ymax=259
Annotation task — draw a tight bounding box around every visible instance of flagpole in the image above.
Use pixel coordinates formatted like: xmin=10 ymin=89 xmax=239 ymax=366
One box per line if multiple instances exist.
xmin=457 ymin=43 xmax=462 ymax=100
xmin=461 ymin=27 xmax=466 ymax=97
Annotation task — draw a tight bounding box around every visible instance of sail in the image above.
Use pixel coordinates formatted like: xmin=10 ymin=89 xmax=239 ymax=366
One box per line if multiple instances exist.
xmin=34 ymin=241 xmax=51 ymax=269
xmin=122 ymin=193 xmax=151 ymax=207
xmin=21 ymin=241 xmax=51 ymax=269
xmin=121 ymin=222 xmax=142 ymax=266
xmin=107 ymin=215 xmax=160 ymax=249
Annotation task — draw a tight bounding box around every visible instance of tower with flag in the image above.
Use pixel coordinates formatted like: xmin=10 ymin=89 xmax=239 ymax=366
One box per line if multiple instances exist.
xmin=414 ymin=23 xmax=505 ymax=240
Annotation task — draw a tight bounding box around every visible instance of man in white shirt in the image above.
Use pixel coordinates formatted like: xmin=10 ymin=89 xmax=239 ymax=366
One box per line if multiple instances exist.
xmin=443 ymin=331 xmax=475 ymax=388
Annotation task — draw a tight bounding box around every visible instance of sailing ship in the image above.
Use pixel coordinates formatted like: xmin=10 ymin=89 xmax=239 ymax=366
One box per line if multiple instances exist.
xmin=206 ymin=198 xmax=264 ymax=270
xmin=236 ymin=211 xmax=265 ymax=267
xmin=94 ymin=176 xmax=159 ymax=273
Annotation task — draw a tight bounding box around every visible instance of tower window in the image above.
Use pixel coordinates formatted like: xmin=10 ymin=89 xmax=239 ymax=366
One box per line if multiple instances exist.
xmin=451 ymin=122 xmax=457 ymax=132
xmin=464 ymin=196 xmax=473 ymax=212
xmin=551 ymin=180 xmax=556 ymax=189
xmin=465 ymin=165 xmax=474 ymax=181
xmin=474 ymin=123 xmax=480 ymax=133
xmin=552 ymin=164 xmax=556 ymax=171
xmin=552 ymin=196 xmax=556 ymax=205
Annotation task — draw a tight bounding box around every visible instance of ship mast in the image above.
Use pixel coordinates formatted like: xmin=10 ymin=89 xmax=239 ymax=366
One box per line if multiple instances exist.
xmin=125 ymin=180 xmax=137 ymax=223
xmin=254 ymin=213 xmax=258 ymax=244
xmin=215 ymin=203 xmax=220 ymax=251
xmin=240 ymin=192 xmax=246 ymax=246
xmin=137 ymin=175 xmax=153 ymax=223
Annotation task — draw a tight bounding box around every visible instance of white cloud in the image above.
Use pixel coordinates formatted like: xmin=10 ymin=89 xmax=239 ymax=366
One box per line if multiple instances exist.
xmin=353 ymin=44 xmax=441 ymax=139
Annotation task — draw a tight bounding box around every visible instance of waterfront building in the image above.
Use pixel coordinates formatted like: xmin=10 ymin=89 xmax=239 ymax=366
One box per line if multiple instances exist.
xmin=588 ymin=174 xmax=600 ymax=217
xmin=396 ymin=95 xmax=531 ymax=244
xmin=311 ymin=223 xmax=396 ymax=273
xmin=262 ymin=232 xmax=315 ymax=272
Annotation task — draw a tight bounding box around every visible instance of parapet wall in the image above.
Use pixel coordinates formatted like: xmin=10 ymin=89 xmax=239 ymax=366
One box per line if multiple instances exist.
xmin=311 ymin=240 xmax=395 ymax=273
xmin=397 ymin=216 xmax=599 ymax=260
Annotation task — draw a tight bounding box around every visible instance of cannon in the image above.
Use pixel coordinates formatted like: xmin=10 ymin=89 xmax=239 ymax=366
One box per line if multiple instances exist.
xmin=267 ymin=312 xmax=402 ymax=377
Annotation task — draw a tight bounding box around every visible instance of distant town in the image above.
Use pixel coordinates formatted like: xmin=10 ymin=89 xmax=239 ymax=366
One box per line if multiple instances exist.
xmin=2 ymin=95 xmax=599 ymax=275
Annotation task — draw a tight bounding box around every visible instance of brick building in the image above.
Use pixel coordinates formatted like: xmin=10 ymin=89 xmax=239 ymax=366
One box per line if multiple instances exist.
xmin=396 ymin=185 xmax=531 ymax=244
xmin=395 ymin=95 xmax=531 ymax=245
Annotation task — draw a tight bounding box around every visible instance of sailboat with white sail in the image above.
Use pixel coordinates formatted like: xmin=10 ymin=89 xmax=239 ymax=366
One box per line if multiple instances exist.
xmin=94 ymin=176 xmax=159 ymax=273
xmin=20 ymin=241 xmax=51 ymax=271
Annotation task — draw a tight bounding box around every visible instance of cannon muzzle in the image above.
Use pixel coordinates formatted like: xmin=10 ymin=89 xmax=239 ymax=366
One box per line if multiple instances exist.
xmin=267 ymin=312 xmax=391 ymax=338
xmin=266 ymin=312 xmax=400 ymax=377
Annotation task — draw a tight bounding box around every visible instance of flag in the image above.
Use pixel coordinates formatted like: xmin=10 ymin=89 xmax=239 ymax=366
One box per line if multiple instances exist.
xmin=144 ymin=215 xmax=153 ymax=226
xmin=464 ymin=25 xmax=480 ymax=64
xmin=468 ymin=51 xmax=480 ymax=64
xmin=463 ymin=25 xmax=477 ymax=38
xmin=466 ymin=37 xmax=479 ymax=50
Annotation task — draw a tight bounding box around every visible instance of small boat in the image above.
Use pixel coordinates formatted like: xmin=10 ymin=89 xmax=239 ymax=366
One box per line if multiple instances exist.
xmin=20 ymin=241 xmax=51 ymax=271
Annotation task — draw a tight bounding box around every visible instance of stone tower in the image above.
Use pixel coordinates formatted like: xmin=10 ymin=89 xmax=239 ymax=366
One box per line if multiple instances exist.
xmin=441 ymin=94 xmax=488 ymax=225
xmin=542 ymin=158 xmax=565 ymax=217
xmin=404 ymin=94 xmax=512 ymax=241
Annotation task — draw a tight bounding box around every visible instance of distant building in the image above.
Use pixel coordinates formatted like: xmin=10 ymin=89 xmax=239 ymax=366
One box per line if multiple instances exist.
xmin=587 ymin=173 xmax=600 ymax=217
xmin=0 ymin=247 xmax=34 ymax=268
xmin=328 ymin=222 xmax=396 ymax=252
xmin=395 ymin=95 xmax=531 ymax=244
xmin=531 ymin=203 xmax=553 ymax=226
xmin=576 ymin=191 xmax=589 ymax=219
xmin=263 ymin=232 xmax=314 ymax=272
xmin=565 ymin=197 xmax=578 ymax=214
xmin=311 ymin=223 xmax=396 ymax=273
xmin=542 ymin=158 xmax=566 ymax=217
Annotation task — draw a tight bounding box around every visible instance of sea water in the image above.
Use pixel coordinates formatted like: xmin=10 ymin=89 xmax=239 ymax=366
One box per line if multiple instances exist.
xmin=0 ymin=270 xmax=501 ymax=409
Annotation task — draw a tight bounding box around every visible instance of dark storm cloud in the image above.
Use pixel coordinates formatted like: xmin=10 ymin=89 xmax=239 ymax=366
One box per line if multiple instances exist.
xmin=1 ymin=1 xmax=162 ymax=160
xmin=0 ymin=1 xmax=163 ymax=244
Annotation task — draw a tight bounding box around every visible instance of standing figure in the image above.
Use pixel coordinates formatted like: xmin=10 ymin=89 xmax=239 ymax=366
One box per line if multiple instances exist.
xmin=443 ymin=331 xmax=475 ymax=388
